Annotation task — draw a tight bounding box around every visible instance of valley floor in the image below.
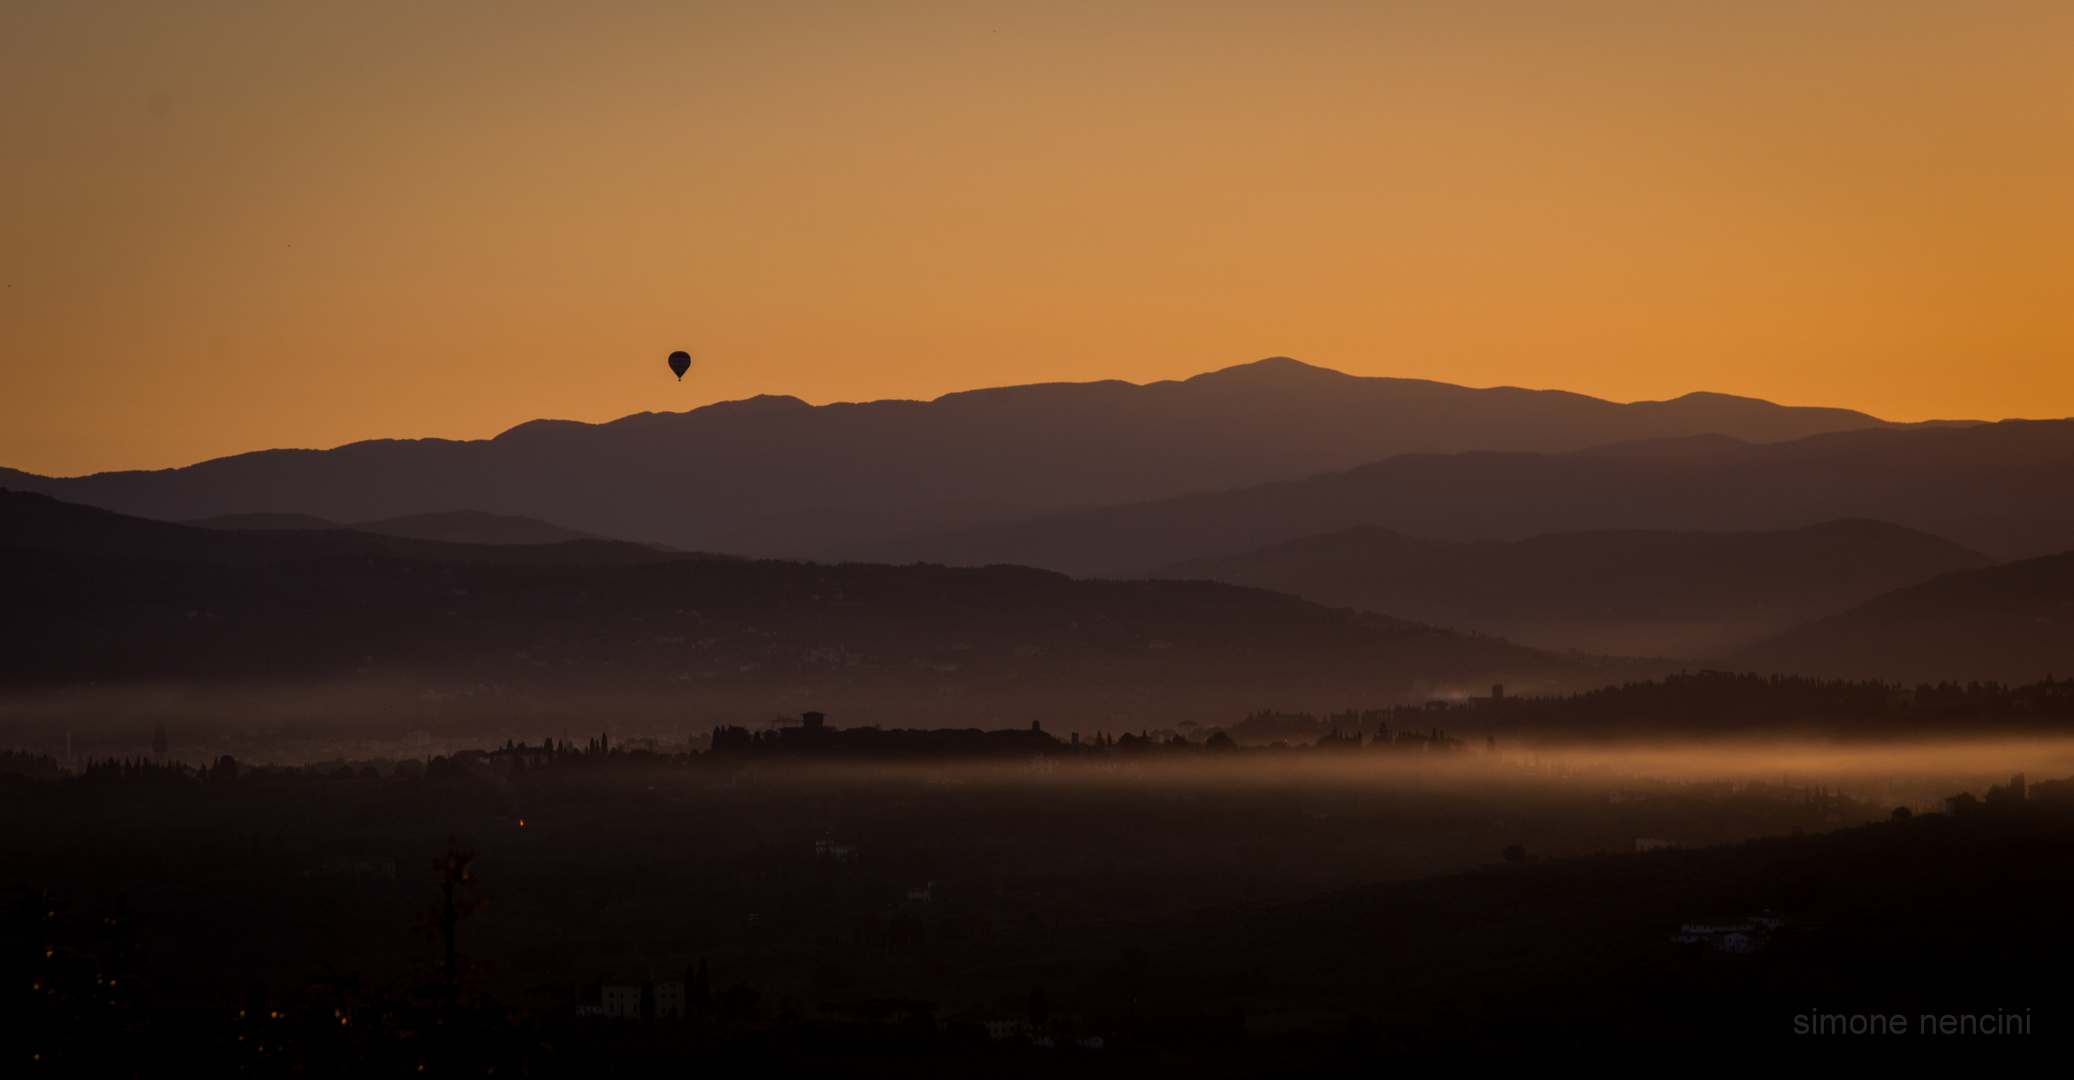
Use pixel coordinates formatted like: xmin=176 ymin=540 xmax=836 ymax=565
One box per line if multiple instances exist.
xmin=5 ymin=751 xmax=2065 ymax=1073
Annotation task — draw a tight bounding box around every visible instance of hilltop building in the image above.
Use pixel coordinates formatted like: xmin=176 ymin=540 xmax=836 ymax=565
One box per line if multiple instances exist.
xmin=1672 ymin=915 xmax=1784 ymax=952
xmin=1985 ymin=773 xmax=2027 ymax=806
xmin=592 ymin=980 xmax=685 ymax=1020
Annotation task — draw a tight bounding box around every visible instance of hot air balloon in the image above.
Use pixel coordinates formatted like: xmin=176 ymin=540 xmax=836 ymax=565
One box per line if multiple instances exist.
xmin=667 ymin=351 xmax=691 ymax=380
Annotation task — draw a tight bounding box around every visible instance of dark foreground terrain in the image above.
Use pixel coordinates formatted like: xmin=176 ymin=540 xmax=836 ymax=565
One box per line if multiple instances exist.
xmin=4 ymin=747 xmax=2065 ymax=1075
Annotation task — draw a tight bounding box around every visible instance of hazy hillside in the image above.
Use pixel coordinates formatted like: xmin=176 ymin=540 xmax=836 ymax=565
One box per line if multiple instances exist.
xmin=0 ymin=491 xmax=1636 ymax=731
xmin=0 ymin=359 xmax=1940 ymax=553
xmin=191 ymin=509 xmax=607 ymax=547
xmin=1 ymin=490 xmax=677 ymax=568
xmin=367 ymin=510 xmax=612 ymax=545
xmin=1737 ymin=551 xmax=2074 ymax=683
xmin=862 ymin=420 xmax=2074 ymax=573
xmin=186 ymin=512 xmax=343 ymax=531
xmin=1164 ymin=520 xmax=1992 ymax=659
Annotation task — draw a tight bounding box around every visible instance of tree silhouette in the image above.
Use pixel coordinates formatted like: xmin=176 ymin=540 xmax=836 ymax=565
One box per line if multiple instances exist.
xmin=421 ymin=839 xmax=486 ymax=1011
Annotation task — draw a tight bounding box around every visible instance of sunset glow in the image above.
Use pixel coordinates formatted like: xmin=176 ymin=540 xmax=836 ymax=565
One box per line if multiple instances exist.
xmin=8 ymin=6 xmax=2072 ymax=1068
xmin=4 ymin=2 xmax=2069 ymax=475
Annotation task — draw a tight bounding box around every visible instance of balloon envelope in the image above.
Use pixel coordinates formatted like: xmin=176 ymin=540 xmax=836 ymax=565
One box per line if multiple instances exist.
xmin=667 ymin=351 xmax=690 ymax=380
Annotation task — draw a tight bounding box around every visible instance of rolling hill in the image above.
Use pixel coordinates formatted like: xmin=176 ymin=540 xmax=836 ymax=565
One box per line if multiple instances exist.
xmin=0 ymin=490 xmax=1636 ymax=732
xmin=183 ymin=512 xmax=342 ymax=531
xmin=1737 ymin=550 xmax=2074 ymax=683
xmin=1 ymin=490 xmax=674 ymax=568
xmin=188 ymin=509 xmax=610 ymax=546
xmin=853 ymin=420 xmax=2074 ymax=573
xmin=0 ymin=358 xmax=1952 ymax=553
xmin=1163 ymin=519 xmax=1993 ymax=659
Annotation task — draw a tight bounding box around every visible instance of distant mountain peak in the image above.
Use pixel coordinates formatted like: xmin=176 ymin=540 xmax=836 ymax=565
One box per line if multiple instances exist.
xmin=498 ymin=395 xmax=818 ymax=442
xmin=1652 ymin=390 xmax=1777 ymax=406
xmin=492 ymin=418 xmax=595 ymax=443
xmin=5 ymin=363 xmax=1983 ymax=555
xmin=1184 ymin=356 xmax=1354 ymax=384
xmin=699 ymin=393 xmax=814 ymax=413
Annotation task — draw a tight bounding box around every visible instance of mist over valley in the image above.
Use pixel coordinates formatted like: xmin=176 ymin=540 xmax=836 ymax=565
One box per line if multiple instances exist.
xmin=7 ymin=363 xmax=2068 ymax=1073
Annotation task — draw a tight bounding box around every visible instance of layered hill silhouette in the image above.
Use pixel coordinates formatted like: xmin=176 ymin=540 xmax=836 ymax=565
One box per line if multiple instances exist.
xmin=1737 ymin=550 xmax=2074 ymax=683
xmin=184 ymin=512 xmax=340 ymax=531
xmin=0 ymin=358 xmax=1955 ymax=553
xmin=0 ymin=490 xmax=674 ymax=568
xmin=855 ymin=420 xmax=2074 ymax=573
xmin=1164 ymin=520 xmax=1992 ymax=659
xmin=0 ymin=490 xmax=1634 ymax=729
xmin=187 ymin=509 xmax=611 ymax=546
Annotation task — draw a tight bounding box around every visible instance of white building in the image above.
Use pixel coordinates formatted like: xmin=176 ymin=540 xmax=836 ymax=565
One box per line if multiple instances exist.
xmin=1717 ymin=932 xmax=1757 ymax=954
xmin=1671 ymin=917 xmax=1773 ymax=952
xmin=594 ymin=981 xmax=686 ymax=1019
xmin=601 ymin=984 xmax=643 ymax=1019
xmin=1679 ymin=919 xmax=1753 ymax=936
xmin=983 ymin=1017 xmax=1032 ymax=1040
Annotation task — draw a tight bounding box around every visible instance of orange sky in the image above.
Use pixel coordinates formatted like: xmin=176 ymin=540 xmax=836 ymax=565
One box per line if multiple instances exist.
xmin=3 ymin=2 xmax=2069 ymax=476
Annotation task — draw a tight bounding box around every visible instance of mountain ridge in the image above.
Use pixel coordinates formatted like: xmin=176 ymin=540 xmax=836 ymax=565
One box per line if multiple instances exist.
xmin=1162 ymin=519 xmax=1993 ymax=659
xmin=849 ymin=419 xmax=2074 ymax=572
xmin=186 ymin=509 xmax=617 ymax=547
xmin=0 ymin=489 xmax=682 ymax=568
xmin=0 ymin=487 xmax=1642 ymax=729
xmin=0 ymin=358 xmax=1963 ymax=554
xmin=1735 ymin=550 xmax=2074 ymax=683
